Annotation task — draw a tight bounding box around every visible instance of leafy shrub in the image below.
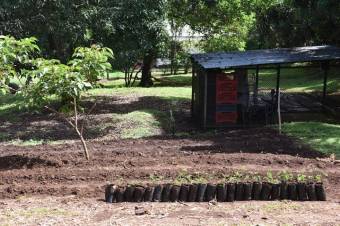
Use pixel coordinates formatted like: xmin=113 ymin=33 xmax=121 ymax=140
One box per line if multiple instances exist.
xmin=0 ymin=36 xmax=39 ymax=89
xmin=1 ymin=35 xmax=114 ymax=109
xmin=25 ymin=58 xmax=92 ymax=106
xmin=69 ymin=45 xmax=113 ymax=85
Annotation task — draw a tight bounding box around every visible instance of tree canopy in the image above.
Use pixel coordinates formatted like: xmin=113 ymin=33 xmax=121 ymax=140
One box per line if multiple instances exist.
xmin=255 ymin=0 xmax=340 ymax=48
xmin=0 ymin=0 xmax=91 ymax=61
xmin=167 ymin=0 xmax=258 ymax=51
xmin=90 ymin=0 xmax=168 ymax=86
xmin=0 ymin=0 xmax=339 ymax=88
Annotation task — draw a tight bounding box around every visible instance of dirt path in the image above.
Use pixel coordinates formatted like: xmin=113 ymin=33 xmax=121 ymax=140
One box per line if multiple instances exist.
xmin=0 ymin=197 xmax=339 ymax=226
xmin=0 ymin=128 xmax=339 ymax=200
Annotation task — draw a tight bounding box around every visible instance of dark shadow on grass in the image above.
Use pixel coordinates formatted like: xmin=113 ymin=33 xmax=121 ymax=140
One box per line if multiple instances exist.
xmin=281 ymin=122 xmax=340 ymax=158
xmin=153 ymin=75 xmax=192 ymax=87
xmin=0 ymin=94 xmax=27 ymax=118
xmin=175 ymin=127 xmax=328 ymax=159
xmin=98 ymin=73 xmax=192 ymax=89
xmin=0 ymin=95 xmax=192 ymax=142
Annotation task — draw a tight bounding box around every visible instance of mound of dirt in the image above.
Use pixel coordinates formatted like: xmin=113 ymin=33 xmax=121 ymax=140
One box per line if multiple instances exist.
xmin=0 ymin=155 xmax=61 ymax=170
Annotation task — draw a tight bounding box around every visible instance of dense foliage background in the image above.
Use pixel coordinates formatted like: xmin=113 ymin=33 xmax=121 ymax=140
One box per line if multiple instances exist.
xmin=0 ymin=0 xmax=339 ymax=87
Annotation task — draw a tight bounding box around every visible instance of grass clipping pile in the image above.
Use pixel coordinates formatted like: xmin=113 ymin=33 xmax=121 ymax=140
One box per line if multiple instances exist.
xmin=105 ymin=182 xmax=326 ymax=203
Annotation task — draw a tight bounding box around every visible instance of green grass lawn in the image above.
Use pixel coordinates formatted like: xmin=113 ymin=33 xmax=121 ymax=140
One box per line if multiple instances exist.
xmin=89 ymin=74 xmax=192 ymax=139
xmin=89 ymin=72 xmax=192 ymax=101
xmin=282 ymin=122 xmax=340 ymax=159
xmin=0 ymin=94 xmax=27 ymax=119
xmin=89 ymin=86 xmax=191 ymax=100
xmin=0 ymin=93 xmax=58 ymax=120
xmin=1 ymin=68 xmax=340 ymax=158
xmin=255 ymin=67 xmax=340 ymax=93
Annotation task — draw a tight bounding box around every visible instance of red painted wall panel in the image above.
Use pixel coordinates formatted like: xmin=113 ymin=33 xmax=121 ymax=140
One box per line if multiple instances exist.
xmin=216 ymin=73 xmax=238 ymax=104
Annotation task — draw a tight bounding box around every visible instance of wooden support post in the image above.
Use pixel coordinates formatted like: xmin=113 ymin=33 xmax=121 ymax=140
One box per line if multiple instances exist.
xmin=277 ymin=88 xmax=282 ymax=134
xmin=276 ymin=65 xmax=281 ymax=109
xmin=191 ymin=63 xmax=195 ymax=118
xmin=203 ymin=71 xmax=208 ymax=129
xmin=254 ymin=65 xmax=260 ymax=105
xmin=322 ymin=61 xmax=330 ymax=105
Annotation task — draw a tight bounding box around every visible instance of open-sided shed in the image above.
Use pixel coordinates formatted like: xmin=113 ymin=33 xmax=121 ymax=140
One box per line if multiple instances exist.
xmin=191 ymin=46 xmax=340 ymax=128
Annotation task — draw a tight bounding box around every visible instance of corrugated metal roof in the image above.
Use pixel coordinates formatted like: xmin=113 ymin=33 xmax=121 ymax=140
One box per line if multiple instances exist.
xmin=191 ymin=46 xmax=340 ymax=69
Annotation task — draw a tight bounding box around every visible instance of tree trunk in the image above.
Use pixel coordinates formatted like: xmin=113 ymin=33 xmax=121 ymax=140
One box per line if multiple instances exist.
xmin=184 ymin=60 xmax=190 ymax=74
xmin=48 ymin=33 xmax=67 ymax=63
xmin=48 ymin=33 xmax=57 ymax=58
xmin=140 ymin=54 xmax=154 ymax=87
xmin=76 ymin=127 xmax=90 ymax=161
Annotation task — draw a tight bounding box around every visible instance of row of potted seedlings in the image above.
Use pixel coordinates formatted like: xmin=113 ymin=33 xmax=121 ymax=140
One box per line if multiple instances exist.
xmin=105 ymin=182 xmax=326 ymax=203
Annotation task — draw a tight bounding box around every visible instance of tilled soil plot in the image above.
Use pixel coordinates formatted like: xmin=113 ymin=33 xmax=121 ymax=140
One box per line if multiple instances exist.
xmin=0 ymin=128 xmax=339 ymax=201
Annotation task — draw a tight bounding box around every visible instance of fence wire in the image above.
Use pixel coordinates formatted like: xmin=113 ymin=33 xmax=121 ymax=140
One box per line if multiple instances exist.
xmin=245 ymin=66 xmax=340 ymax=124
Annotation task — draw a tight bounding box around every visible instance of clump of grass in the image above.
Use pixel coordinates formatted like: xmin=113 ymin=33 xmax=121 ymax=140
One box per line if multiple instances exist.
xmin=4 ymin=139 xmax=62 ymax=146
xmin=112 ymin=109 xmax=168 ymax=139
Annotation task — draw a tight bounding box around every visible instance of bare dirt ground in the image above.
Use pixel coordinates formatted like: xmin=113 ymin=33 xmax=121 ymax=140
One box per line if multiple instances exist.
xmin=0 ymin=129 xmax=339 ymax=225
xmin=0 ymin=92 xmax=339 ymax=225
xmin=0 ymin=128 xmax=339 ymax=200
xmin=1 ymin=197 xmax=339 ymax=226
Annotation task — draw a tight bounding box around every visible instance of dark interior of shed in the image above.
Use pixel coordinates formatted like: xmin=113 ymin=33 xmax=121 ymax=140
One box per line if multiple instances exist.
xmin=191 ymin=62 xmax=340 ymax=128
xmin=191 ymin=46 xmax=340 ymax=128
